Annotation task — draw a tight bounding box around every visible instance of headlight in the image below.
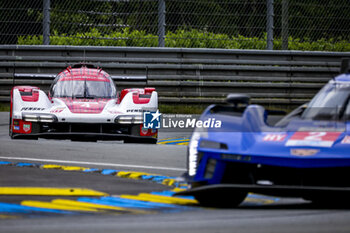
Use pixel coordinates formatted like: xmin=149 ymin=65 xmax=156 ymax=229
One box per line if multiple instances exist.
xmin=39 ymin=115 xmax=57 ymax=123
xmin=22 ymin=113 xmax=57 ymax=123
xmin=188 ymin=128 xmax=207 ymax=177
xmin=115 ymin=115 xmax=143 ymax=124
xmin=22 ymin=114 xmax=39 ymax=122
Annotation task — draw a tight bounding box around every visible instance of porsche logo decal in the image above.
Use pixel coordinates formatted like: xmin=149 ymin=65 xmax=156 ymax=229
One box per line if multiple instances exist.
xmin=291 ymin=149 xmax=319 ymax=156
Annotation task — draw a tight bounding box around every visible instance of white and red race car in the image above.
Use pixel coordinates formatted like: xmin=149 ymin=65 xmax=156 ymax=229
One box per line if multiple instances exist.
xmin=9 ymin=64 xmax=158 ymax=143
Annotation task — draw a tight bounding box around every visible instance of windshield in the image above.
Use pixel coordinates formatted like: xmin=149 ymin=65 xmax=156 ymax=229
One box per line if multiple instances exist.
xmin=302 ymin=82 xmax=350 ymax=121
xmin=52 ymin=80 xmax=116 ymax=99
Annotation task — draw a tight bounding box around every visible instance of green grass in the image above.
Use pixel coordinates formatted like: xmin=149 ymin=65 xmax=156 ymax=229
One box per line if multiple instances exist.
xmin=0 ymin=103 xmax=9 ymax=112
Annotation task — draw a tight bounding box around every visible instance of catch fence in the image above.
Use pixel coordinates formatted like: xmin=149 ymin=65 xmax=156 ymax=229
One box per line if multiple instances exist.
xmin=0 ymin=0 xmax=349 ymax=51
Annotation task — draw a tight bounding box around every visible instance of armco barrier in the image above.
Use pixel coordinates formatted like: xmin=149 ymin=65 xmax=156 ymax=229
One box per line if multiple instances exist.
xmin=1 ymin=45 xmax=350 ymax=109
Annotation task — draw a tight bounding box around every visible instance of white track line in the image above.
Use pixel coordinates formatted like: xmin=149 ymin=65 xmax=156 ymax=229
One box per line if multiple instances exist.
xmin=0 ymin=156 xmax=186 ymax=172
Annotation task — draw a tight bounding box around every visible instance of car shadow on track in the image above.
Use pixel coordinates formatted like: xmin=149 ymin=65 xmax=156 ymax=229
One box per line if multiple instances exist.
xmin=240 ymin=202 xmax=350 ymax=210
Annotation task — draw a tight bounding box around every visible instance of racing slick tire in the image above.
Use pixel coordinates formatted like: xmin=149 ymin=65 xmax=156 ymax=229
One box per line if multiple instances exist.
xmin=124 ymin=125 xmax=157 ymax=144
xmin=193 ymin=191 xmax=247 ymax=208
xmin=9 ymin=116 xmax=13 ymax=138
xmin=8 ymin=117 xmax=19 ymax=139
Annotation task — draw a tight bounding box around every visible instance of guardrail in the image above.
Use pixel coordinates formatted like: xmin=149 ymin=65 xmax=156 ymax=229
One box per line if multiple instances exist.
xmin=1 ymin=45 xmax=350 ymax=110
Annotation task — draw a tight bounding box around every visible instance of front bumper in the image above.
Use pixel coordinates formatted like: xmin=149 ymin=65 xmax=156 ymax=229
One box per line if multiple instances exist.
xmin=11 ymin=121 xmax=157 ymax=142
xmin=190 ymin=155 xmax=350 ymax=194
xmin=12 ymin=132 xmax=157 ymax=143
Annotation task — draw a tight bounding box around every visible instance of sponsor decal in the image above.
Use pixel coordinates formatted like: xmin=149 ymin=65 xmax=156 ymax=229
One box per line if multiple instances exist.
xmin=23 ymin=124 xmax=31 ymax=133
xmin=286 ymin=132 xmax=341 ymax=148
xmin=21 ymin=107 xmax=45 ymax=111
xmin=14 ymin=126 xmax=20 ymax=131
xmin=139 ymin=125 xmax=157 ymax=137
xmin=291 ymin=149 xmax=319 ymax=156
xmin=143 ymin=110 xmax=162 ymax=129
xmin=126 ymin=109 xmax=144 ymax=113
xmin=50 ymin=107 xmax=65 ymax=113
xmin=341 ymin=135 xmax=350 ymax=144
xmin=141 ymin=127 xmax=149 ymax=135
xmin=262 ymin=133 xmax=287 ymax=142
xmin=108 ymin=110 xmax=123 ymax=114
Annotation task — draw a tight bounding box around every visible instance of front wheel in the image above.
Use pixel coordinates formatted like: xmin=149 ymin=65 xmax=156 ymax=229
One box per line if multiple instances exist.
xmin=125 ymin=125 xmax=157 ymax=144
xmin=9 ymin=116 xmax=15 ymax=139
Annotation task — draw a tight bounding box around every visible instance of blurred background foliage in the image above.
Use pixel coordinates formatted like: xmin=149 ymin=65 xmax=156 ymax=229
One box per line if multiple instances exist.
xmin=1 ymin=0 xmax=349 ymax=51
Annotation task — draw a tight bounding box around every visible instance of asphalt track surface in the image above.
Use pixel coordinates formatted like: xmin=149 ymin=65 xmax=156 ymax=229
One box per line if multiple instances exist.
xmin=1 ymin=112 xmax=350 ymax=233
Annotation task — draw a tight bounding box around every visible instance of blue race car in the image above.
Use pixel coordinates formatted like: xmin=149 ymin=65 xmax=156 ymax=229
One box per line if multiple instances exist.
xmin=178 ymin=60 xmax=350 ymax=207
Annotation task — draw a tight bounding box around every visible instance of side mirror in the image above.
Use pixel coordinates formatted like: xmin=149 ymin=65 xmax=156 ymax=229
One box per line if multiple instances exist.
xmin=226 ymin=94 xmax=250 ymax=106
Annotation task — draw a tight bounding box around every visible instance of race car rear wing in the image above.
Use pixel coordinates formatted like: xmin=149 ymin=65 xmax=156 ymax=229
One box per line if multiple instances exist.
xmin=13 ymin=73 xmax=147 ymax=81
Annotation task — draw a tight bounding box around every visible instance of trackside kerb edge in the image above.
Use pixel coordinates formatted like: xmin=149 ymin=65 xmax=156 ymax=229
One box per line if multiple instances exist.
xmin=0 ymin=160 xmax=279 ymax=217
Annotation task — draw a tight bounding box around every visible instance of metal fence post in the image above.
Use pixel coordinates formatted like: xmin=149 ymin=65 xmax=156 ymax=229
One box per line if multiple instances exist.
xmin=266 ymin=0 xmax=274 ymax=50
xmin=282 ymin=0 xmax=289 ymax=50
xmin=43 ymin=0 xmax=50 ymax=45
xmin=158 ymin=0 xmax=166 ymax=47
